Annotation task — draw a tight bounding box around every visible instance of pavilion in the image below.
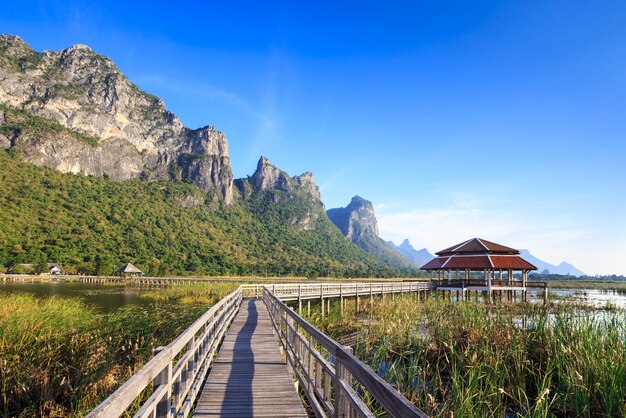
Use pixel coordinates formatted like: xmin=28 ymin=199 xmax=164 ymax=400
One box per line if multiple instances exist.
xmin=117 ymin=262 xmax=144 ymax=279
xmin=421 ymin=238 xmax=539 ymax=301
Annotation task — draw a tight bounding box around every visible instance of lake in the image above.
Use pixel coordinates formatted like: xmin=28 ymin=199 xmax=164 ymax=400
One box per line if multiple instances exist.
xmin=0 ymin=281 xmax=156 ymax=312
xmin=2 ymin=281 xmax=626 ymax=312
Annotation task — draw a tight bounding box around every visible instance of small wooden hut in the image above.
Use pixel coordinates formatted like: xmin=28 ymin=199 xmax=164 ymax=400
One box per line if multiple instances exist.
xmin=421 ymin=238 xmax=537 ymax=301
xmin=117 ymin=262 xmax=144 ymax=279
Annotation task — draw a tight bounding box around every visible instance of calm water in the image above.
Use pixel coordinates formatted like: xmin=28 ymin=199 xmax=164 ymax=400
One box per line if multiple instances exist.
xmin=548 ymin=287 xmax=626 ymax=308
xmin=0 ymin=282 xmax=156 ymax=312
xmin=2 ymin=282 xmax=626 ymax=312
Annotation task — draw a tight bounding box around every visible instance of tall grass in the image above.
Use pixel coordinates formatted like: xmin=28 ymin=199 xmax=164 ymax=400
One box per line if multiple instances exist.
xmin=0 ymin=285 xmax=234 ymax=417
xmin=139 ymin=282 xmax=238 ymax=304
xmin=305 ymin=296 xmax=626 ymax=417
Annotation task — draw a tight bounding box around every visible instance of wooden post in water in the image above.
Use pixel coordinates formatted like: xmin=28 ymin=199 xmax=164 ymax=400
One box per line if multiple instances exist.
xmin=544 ymin=283 xmax=549 ymax=304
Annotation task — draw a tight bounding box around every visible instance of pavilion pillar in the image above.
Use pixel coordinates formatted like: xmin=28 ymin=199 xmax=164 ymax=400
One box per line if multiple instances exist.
xmin=486 ymin=269 xmax=492 ymax=303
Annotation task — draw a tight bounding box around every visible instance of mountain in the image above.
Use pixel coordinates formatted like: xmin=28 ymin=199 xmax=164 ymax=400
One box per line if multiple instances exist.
xmin=0 ymin=34 xmax=233 ymax=205
xmin=0 ymin=35 xmax=420 ymax=277
xmin=327 ymin=196 xmax=418 ymax=269
xmin=520 ymin=250 xmax=585 ymax=277
xmin=386 ymin=239 xmax=434 ymax=267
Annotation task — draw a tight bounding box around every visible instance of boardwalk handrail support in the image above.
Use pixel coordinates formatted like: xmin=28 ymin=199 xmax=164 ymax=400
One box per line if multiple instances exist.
xmin=87 ymin=288 xmax=242 ymax=418
xmin=87 ymin=281 xmax=431 ymax=418
xmin=264 ymin=284 xmax=428 ymax=418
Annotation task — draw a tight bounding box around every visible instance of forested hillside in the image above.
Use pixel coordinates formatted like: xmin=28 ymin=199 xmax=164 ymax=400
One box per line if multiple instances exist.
xmin=0 ymin=150 xmax=417 ymax=277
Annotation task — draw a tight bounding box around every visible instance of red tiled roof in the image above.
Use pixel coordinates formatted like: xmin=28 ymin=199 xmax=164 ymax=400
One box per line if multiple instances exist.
xmin=435 ymin=238 xmax=519 ymax=256
xmin=421 ymin=257 xmax=449 ymax=269
xmin=490 ymin=255 xmax=536 ymax=270
xmin=423 ymin=238 xmax=537 ymax=271
xmin=442 ymin=255 xmax=493 ymax=269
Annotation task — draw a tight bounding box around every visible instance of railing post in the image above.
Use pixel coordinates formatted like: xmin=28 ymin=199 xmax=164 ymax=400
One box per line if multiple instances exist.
xmin=340 ymin=283 xmax=344 ymax=314
xmin=334 ymin=346 xmax=353 ymax=418
xmin=152 ymin=346 xmax=172 ymax=418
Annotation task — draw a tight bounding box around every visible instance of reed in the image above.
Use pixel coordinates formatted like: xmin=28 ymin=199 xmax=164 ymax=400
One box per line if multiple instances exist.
xmin=139 ymin=282 xmax=239 ymax=304
xmin=306 ymin=296 xmax=626 ymax=417
xmin=0 ymin=285 xmax=234 ymax=417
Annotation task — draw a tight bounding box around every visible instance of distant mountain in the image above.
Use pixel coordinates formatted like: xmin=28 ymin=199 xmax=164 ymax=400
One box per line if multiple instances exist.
xmin=386 ymin=239 xmax=435 ymax=267
xmin=0 ymin=35 xmax=420 ymax=277
xmin=520 ymin=250 xmax=585 ymax=277
xmin=327 ymin=196 xmax=418 ymax=269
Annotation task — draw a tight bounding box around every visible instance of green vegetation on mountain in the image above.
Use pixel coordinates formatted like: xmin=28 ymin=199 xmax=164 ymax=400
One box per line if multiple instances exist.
xmin=0 ymin=104 xmax=100 ymax=146
xmin=0 ymin=150 xmax=417 ymax=277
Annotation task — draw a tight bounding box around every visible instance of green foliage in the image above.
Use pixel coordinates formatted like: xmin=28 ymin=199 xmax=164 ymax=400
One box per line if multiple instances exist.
xmin=239 ymin=184 xmax=422 ymax=278
xmin=0 ymin=43 xmax=42 ymax=73
xmin=307 ymin=297 xmax=626 ymax=417
xmin=0 ymin=150 xmax=413 ymax=278
xmin=0 ymin=104 xmax=99 ymax=146
xmin=0 ymin=289 xmax=233 ymax=416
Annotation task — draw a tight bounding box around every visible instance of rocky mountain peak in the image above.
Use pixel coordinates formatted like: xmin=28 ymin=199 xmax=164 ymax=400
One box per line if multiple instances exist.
xmin=248 ymin=156 xmax=321 ymax=200
xmin=293 ymin=171 xmax=321 ymax=200
xmin=399 ymin=239 xmax=412 ymax=249
xmin=327 ymin=195 xmax=379 ymax=241
xmin=251 ymin=156 xmax=292 ymax=192
xmin=387 ymin=239 xmax=435 ymax=267
xmin=0 ymin=35 xmax=233 ymax=205
xmin=0 ymin=34 xmax=32 ymax=54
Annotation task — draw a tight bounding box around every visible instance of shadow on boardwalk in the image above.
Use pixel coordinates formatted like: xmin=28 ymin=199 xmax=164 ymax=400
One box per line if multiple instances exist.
xmin=220 ymin=300 xmax=257 ymax=415
xmin=193 ymin=299 xmax=307 ymax=417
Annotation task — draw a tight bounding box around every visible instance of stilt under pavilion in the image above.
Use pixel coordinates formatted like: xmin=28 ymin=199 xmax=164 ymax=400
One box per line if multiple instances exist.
xmin=421 ymin=238 xmax=540 ymax=303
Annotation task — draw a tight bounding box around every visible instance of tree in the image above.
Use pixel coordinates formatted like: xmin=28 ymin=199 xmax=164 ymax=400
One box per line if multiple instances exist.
xmin=95 ymin=254 xmax=115 ymax=276
xmin=34 ymin=253 xmax=48 ymax=274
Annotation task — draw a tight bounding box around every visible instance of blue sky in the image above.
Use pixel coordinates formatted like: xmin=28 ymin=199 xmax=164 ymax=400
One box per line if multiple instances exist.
xmin=3 ymin=1 xmax=626 ymax=275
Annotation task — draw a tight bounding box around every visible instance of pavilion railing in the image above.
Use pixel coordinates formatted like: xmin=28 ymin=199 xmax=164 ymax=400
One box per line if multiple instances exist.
xmin=433 ymin=279 xmax=547 ymax=288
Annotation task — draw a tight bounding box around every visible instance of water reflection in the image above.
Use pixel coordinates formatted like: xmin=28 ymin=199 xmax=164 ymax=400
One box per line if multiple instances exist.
xmin=542 ymin=288 xmax=626 ymax=309
xmin=0 ymin=282 xmax=155 ymax=312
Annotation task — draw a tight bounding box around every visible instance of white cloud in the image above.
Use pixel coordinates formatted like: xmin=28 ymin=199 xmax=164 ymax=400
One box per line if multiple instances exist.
xmin=376 ymin=200 xmax=623 ymax=275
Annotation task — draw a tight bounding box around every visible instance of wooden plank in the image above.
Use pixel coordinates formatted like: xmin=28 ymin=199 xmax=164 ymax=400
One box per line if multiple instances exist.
xmin=193 ymin=300 xmax=308 ymax=418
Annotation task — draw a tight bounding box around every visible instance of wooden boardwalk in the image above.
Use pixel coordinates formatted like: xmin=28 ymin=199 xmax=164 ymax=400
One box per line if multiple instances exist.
xmin=193 ymin=299 xmax=308 ymax=417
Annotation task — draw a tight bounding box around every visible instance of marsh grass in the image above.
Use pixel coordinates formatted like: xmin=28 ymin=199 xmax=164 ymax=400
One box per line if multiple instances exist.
xmin=139 ymin=282 xmax=238 ymax=305
xmin=305 ymin=296 xmax=626 ymax=417
xmin=0 ymin=284 xmax=235 ymax=417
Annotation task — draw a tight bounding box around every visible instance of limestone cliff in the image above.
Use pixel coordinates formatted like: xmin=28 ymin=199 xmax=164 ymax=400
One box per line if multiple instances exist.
xmin=0 ymin=34 xmax=233 ymax=204
xmin=235 ymin=156 xmax=322 ymax=231
xmin=327 ymin=196 xmax=418 ymax=269
xmin=327 ymin=196 xmax=379 ymax=242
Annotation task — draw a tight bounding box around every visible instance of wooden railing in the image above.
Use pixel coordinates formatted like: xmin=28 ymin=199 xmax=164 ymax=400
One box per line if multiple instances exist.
xmin=264 ymin=287 xmax=428 ymax=418
xmin=433 ymin=279 xmax=547 ymax=289
xmin=87 ymin=282 xmax=431 ymax=417
xmin=245 ymin=281 xmax=430 ymax=301
xmin=86 ymin=288 xmax=242 ymax=418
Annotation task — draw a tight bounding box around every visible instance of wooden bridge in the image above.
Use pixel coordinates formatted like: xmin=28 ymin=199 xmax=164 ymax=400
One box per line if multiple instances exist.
xmin=86 ymin=282 xmax=430 ymax=418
